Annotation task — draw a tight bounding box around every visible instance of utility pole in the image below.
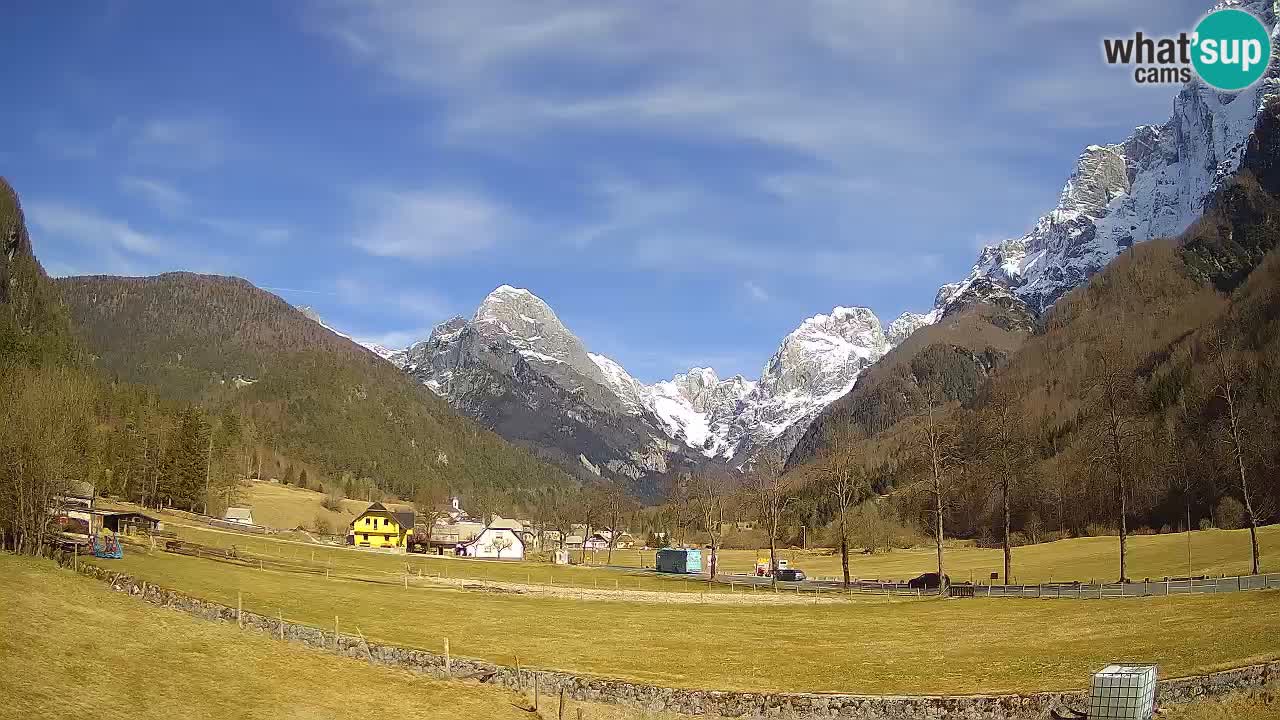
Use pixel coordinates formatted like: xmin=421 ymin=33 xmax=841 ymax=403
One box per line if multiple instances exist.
xmin=1187 ymin=506 xmax=1192 ymax=580
xmin=204 ymin=431 xmax=214 ymax=516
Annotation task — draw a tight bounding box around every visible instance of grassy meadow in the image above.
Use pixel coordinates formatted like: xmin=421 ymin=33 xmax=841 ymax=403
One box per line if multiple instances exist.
xmin=90 ymin=539 xmax=1280 ymax=695
xmin=236 ymin=481 xmax=365 ymax=531
xmin=695 ymin=525 xmax=1280 ymax=583
xmin=153 ymin=500 xmax=1279 ymax=596
xmin=0 ymin=554 xmax=687 ymax=720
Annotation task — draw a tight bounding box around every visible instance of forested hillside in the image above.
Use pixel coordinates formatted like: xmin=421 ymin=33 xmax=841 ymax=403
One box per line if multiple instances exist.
xmin=54 ymin=272 xmax=574 ymax=509
xmin=785 ymin=104 xmax=1280 ymax=572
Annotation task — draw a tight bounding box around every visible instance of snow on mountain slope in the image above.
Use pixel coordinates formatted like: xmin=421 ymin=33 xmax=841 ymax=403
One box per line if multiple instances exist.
xmin=336 ymin=1 xmax=1280 ymax=476
xmin=298 ymin=305 xmax=402 ymax=360
xmin=933 ymin=0 xmax=1280 ymax=317
xmin=392 ymin=285 xmax=891 ymax=468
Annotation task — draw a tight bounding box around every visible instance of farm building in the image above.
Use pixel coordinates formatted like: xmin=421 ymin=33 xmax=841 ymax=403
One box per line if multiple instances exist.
xmin=223 ymin=507 xmax=254 ymax=525
xmin=656 ymin=548 xmax=703 ymax=574
xmin=460 ymin=517 xmax=526 ymax=559
xmin=95 ymin=510 xmax=161 ymax=536
xmin=349 ymin=502 xmax=415 ymax=550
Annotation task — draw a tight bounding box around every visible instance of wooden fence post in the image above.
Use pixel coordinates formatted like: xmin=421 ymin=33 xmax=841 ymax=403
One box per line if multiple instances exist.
xmin=279 ymin=609 xmax=285 ymax=640
xmin=559 ymin=686 xmax=568 ymax=720
xmin=534 ymin=673 xmax=540 ymax=712
xmin=334 ymin=616 xmax=339 ymax=650
xmin=237 ymin=591 xmax=243 ymax=628
xmin=355 ymin=626 xmax=373 ymax=663
xmin=515 ymin=656 xmax=522 ymax=690
xmin=445 ymin=637 xmax=451 ymax=677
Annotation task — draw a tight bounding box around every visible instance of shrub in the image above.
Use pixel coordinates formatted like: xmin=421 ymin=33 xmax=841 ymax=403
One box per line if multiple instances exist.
xmin=1084 ymin=523 xmax=1116 ymax=537
xmin=313 ymin=514 xmax=333 ymax=536
xmin=1216 ymin=496 xmax=1248 ymax=530
xmin=320 ymin=485 xmax=344 ymax=513
xmin=1199 ymin=518 xmax=1213 ymax=531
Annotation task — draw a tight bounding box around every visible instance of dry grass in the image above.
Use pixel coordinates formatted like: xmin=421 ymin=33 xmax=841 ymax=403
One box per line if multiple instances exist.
xmin=236 ymin=481 xmax=365 ymax=531
xmin=160 ymin=521 xmax=744 ymax=595
xmin=630 ymin=525 xmax=1280 ymax=583
xmin=98 ymin=543 xmax=1280 ymax=696
xmin=0 ymin=553 xmax=691 ymax=720
xmin=155 ymin=512 xmax=1279 ymax=598
xmin=1161 ymin=685 xmax=1280 ymax=719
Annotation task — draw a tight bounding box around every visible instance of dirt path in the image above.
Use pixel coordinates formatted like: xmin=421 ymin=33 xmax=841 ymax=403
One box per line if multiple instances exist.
xmin=418 ymin=574 xmax=903 ymax=605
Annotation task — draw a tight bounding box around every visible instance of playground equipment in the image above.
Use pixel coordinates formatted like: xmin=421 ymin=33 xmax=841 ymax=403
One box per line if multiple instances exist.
xmin=92 ymin=530 xmax=123 ymax=559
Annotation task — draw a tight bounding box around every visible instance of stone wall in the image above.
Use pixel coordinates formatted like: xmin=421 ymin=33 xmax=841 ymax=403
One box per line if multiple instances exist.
xmin=66 ymin=560 xmax=1277 ymax=719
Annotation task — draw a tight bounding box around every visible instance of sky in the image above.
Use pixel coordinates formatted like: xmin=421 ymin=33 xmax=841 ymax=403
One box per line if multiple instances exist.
xmin=2 ymin=0 xmax=1213 ymax=381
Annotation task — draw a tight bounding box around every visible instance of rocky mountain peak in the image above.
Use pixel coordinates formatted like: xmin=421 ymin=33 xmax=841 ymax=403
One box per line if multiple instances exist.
xmin=474 ymin=285 xmax=560 ymax=328
xmin=886 ymin=311 xmax=929 ymax=347
xmin=928 ymin=1 xmax=1280 ymax=319
xmin=758 ymin=306 xmax=886 ymax=398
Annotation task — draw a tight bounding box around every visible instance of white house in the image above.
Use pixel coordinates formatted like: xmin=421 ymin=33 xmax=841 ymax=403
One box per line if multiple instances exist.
xmin=223 ymin=507 xmax=254 ymax=525
xmin=460 ymin=518 xmax=526 ymax=560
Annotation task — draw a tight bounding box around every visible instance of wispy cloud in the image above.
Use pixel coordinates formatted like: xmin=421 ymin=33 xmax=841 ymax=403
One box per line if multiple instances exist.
xmin=35 ymin=128 xmax=106 ymax=159
xmin=119 ymin=175 xmax=190 ymax=213
xmin=335 ymin=275 xmax=454 ymax=318
xmin=349 ymin=186 xmax=511 ymax=261
xmin=131 ymin=115 xmax=229 ymax=169
xmin=197 ymin=217 xmax=293 ymax=246
xmin=27 ymin=201 xmax=166 ymax=257
xmin=744 ymin=281 xmax=771 ymax=303
xmin=353 ymin=327 xmax=434 ymax=351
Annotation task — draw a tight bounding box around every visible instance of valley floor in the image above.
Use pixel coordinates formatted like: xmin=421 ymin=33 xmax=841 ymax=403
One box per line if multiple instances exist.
xmin=3 ymin=552 xmax=1277 ymax=719
xmin=0 ymin=554 xmax=682 ymax=720
xmin=78 ymin=533 xmax=1280 ymax=696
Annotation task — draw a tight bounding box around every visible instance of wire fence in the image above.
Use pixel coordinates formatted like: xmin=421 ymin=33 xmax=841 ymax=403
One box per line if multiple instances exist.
xmin=949 ymin=573 xmax=1280 ymax=599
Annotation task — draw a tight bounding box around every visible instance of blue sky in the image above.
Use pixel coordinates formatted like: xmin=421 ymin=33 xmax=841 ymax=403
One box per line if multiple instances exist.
xmin=3 ymin=0 xmax=1211 ymax=381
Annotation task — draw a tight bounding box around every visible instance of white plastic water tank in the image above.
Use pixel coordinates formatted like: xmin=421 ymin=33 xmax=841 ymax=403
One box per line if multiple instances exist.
xmin=1088 ymin=664 xmax=1157 ymax=720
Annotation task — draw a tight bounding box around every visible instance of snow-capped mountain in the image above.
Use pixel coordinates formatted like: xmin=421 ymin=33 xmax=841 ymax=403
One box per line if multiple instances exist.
xmin=393 ymin=285 xmax=698 ymax=492
xmin=931 ymin=0 xmax=1280 ymax=318
xmin=392 ymin=286 xmax=900 ymax=482
xmin=328 ymin=1 xmax=1280 ymax=486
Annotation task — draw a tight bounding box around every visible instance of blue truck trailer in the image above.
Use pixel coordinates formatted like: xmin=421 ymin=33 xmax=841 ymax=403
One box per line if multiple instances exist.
xmin=655 ymin=547 xmax=703 ymax=574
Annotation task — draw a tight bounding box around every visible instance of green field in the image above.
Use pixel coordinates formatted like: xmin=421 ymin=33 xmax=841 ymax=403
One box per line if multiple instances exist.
xmin=157 ymin=521 xmax=739 ymax=595
xmin=615 ymin=526 xmax=1280 ymax=584
xmin=5 ymin=553 xmax=1273 ymax=719
xmin=155 ymin=512 xmax=1279 ymax=597
xmin=89 ymin=538 xmax=1280 ymax=696
xmin=0 ymin=554 xmax=681 ymax=720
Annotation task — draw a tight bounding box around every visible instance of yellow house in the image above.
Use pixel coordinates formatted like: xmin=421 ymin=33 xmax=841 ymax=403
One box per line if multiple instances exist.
xmin=349 ymin=502 xmax=415 ymax=549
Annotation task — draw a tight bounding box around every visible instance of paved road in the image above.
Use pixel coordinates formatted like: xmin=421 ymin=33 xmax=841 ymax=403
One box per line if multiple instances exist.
xmin=616 ymin=565 xmax=1280 ymax=599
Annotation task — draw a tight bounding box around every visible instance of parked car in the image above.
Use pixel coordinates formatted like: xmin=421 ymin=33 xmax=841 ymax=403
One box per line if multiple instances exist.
xmin=907 ymin=572 xmax=949 ymax=589
xmin=774 ymin=568 xmax=807 ymax=582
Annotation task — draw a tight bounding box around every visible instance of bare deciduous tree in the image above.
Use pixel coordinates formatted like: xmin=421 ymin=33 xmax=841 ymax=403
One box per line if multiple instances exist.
xmin=598 ymin=481 xmax=636 ymax=565
xmin=0 ymin=367 xmax=93 ymax=555
xmin=976 ymin=380 xmax=1035 ymax=583
xmin=910 ymin=383 xmax=960 ymax=586
xmin=748 ymin=455 xmax=793 ymax=587
xmin=695 ymin=472 xmax=728 ymax=580
xmin=488 ymin=534 xmax=513 ymax=559
xmin=413 ymin=478 xmax=451 ymax=552
xmin=1084 ymin=338 xmax=1142 ymax=583
xmin=825 ymin=424 xmax=865 ymax=589
xmin=1209 ymin=332 xmax=1264 ymax=575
